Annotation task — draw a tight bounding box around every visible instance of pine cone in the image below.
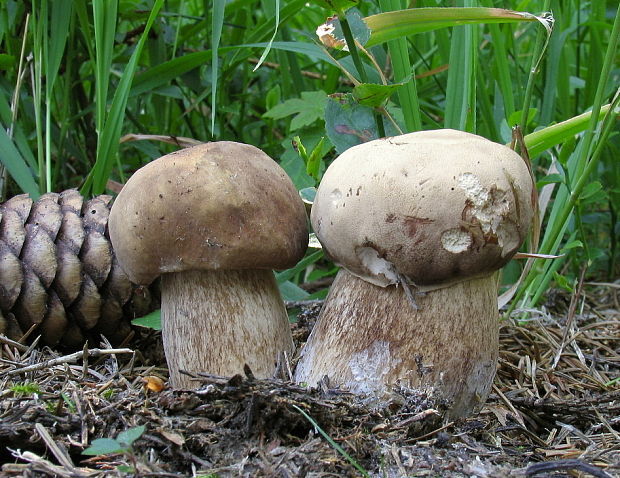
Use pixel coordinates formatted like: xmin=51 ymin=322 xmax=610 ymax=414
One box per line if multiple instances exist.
xmin=0 ymin=189 xmax=159 ymax=349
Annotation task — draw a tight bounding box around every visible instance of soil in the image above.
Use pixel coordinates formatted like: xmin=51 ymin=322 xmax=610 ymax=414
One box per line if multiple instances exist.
xmin=1 ymin=285 xmax=619 ymax=478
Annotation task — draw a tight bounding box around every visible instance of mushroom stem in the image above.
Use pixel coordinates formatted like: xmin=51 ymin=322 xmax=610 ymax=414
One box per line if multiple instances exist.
xmin=161 ymin=269 xmax=294 ymax=388
xmin=294 ymin=269 xmax=500 ymax=418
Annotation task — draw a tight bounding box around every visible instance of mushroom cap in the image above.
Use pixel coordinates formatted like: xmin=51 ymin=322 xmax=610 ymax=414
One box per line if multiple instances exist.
xmin=109 ymin=142 xmax=308 ymax=285
xmin=311 ymin=129 xmax=535 ymax=288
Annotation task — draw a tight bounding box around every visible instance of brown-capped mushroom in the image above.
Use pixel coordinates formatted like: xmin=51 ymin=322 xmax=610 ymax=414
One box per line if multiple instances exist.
xmin=108 ymin=141 xmax=308 ymax=388
xmin=294 ymin=129 xmax=534 ymax=418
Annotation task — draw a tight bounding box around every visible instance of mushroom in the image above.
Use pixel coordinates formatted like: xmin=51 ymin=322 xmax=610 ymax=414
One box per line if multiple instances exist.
xmin=109 ymin=142 xmax=308 ymax=388
xmin=294 ymin=129 xmax=534 ymax=418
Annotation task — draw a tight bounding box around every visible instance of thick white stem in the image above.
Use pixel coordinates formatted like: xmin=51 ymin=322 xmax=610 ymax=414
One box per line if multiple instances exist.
xmin=294 ymin=269 xmax=499 ymax=418
xmin=162 ymin=269 xmax=293 ymax=388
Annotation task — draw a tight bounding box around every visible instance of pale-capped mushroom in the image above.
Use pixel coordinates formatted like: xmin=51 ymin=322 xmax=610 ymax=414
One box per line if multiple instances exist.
xmin=294 ymin=129 xmax=534 ymax=418
xmin=109 ymin=141 xmax=308 ymax=388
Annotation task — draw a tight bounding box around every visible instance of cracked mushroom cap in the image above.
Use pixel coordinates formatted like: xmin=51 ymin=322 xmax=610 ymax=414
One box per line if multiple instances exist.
xmin=311 ymin=129 xmax=535 ymax=288
xmin=109 ymin=142 xmax=308 ymax=285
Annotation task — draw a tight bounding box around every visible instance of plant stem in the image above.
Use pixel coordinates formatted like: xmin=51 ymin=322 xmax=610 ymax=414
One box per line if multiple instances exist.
xmin=518 ymin=0 xmax=551 ymax=134
xmin=339 ymin=14 xmax=366 ymax=83
xmin=339 ymin=11 xmax=386 ymax=138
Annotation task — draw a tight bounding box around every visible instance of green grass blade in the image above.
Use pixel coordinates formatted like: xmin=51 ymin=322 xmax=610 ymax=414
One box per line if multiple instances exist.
xmin=0 ymin=92 xmax=37 ymax=173
xmin=74 ymin=0 xmax=95 ymax=65
xmin=486 ymin=21 xmax=515 ymax=119
xmin=444 ymin=1 xmax=476 ymax=132
xmin=538 ymin=22 xmax=570 ymax=126
xmin=379 ymin=0 xmax=421 ymax=132
xmin=47 ymin=0 xmax=71 ymax=89
xmin=31 ymin=0 xmax=45 ymax=192
xmin=252 ymin=0 xmax=280 ymax=72
xmin=241 ymin=42 xmax=338 ymax=66
xmin=92 ymin=0 xmax=117 ymax=136
xmin=513 ymin=4 xmax=620 ymax=309
xmin=475 ymin=61 xmax=499 ymax=141
xmin=211 ymin=0 xmax=225 ymax=137
xmin=523 ymin=104 xmax=613 ymax=158
xmin=131 ymin=51 xmax=213 ymax=96
xmin=292 ymin=405 xmax=370 ymax=477
xmin=0 ymin=126 xmax=40 ymax=198
xmin=82 ymin=0 xmax=164 ymax=196
xmin=518 ymin=0 xmax=552 ymax=134
xmin=364 ymin=7 xmax=547 ymax=47
xmin=44 ymin=0 xmax=72 ymax=192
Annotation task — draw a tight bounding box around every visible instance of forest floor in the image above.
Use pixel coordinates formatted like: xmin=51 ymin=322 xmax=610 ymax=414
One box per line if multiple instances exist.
xmin=0 ymin=284 xmax=619 ymax=477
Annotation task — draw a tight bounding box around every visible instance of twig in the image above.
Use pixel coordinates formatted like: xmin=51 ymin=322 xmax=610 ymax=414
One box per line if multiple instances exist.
xmin=2 ymin=348 xmax=134 ymax=376
xmin=408 ymin=421 xmax=455 ymax=442
xmin=552 ymin=265 xmax=587 ymax=369
xmin=284 ymin=299 xmax=324 ymax=308
xmin=0 ymin=334 xmax=29 ymax=352
xmin=525 ymin=459 xmax=614 ymax=478
xmin=492 ymin=384 xmax=525 ymax=428
xmin=35 ymin=423 xmax=78 ymax=471
xmin=8 ymin=448 xmax=96 ymax=477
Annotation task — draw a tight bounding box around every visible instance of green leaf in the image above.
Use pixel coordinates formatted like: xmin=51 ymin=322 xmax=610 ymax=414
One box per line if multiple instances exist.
xmin=552 ymin=272 xmax=573 ymax=293
xmin=315 ymin=0 xmax=358 ymax=13
xmin=132 ymin=310 xmax=162 ymax=331
xmin=279 ymin=147 xmax=316 ymax=190
xmin=536 ymin=173 xmax=565 ymax=187
xmin=116 ymin=465 xmax=135 ymax=473
xmin=265 ymin=85 xmax=281 ymax=111
xmin=0 ymin=54 xmax=16 ymax=69
xmin=579 ymin=181 xmax=604 ymax=201
xmin=306 ymin=137 xmax=326 ymax=180
xmin=293 ymin=136 xmax=309 ymax=162
xmin=61 ymin=392 xmax=76 ymax=413
xmin=82 ymin=438 xmax=126 ymax=456
xmin=352 ymin=81 xmax=406 ymax=107
xmin=299 ymin=187 xmax=317 ymax=205
xmin=264 ymin=91 xmax=328 ymax=131
xmin=279 ymin=281 xmax=310 ymax=301
xmin=325 ymin=93 xmax=399 ymax=154
xmin=364 ymin=7 xmax=547 ymax=48
xmin=509 ymin=108 xmax=537 ymax=127
xmin=276 ymin=249 xmax=324 ymax=283
xmin=561 ymin=240 xmax=583 ymax=252
xmin=116 ymin=425 xmax=146 ymax=448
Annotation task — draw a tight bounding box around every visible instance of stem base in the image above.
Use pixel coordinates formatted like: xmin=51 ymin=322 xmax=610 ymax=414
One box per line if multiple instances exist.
xmin=295 ymin=269 xmax=499 ymax=418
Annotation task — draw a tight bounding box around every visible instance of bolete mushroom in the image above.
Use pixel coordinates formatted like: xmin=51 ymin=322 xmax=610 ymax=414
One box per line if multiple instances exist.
xmin=294 ymin=129 xmax=534 ymax=418
xmin=109 ymin=141 xmax=308 ymax=388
